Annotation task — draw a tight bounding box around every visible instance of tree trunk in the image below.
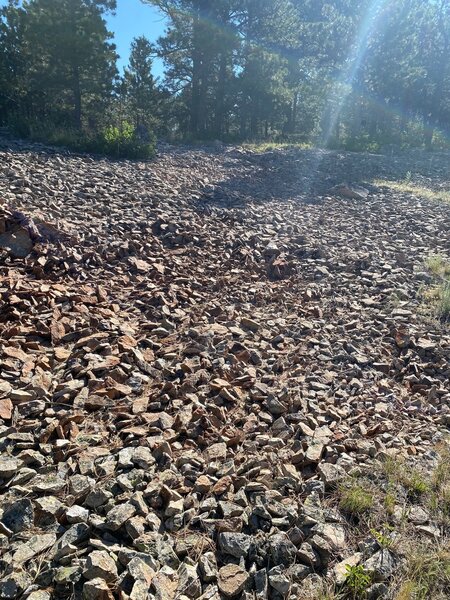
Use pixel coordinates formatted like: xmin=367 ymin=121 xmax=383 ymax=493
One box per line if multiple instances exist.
xmin=73 ymin=65 xmax=82 ymax=130
xmin=424 ymin=118 xmax=434 ymax=151
xmin=190 ymin=11 xmax=202 ymax=138
xmin=214 ymin=52 xmax=227 ymax=138
xmin=291 ymin=91 xmax=298 ymax=134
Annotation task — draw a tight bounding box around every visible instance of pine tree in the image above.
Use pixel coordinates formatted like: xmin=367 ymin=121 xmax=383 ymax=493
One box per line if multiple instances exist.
xmin=21 ymin=0 xmax=117 ymax=128
xmin=0 ymin=0 xmax=28 ymax=124
xmin=123 ymin=36 xmax=158 ymax=133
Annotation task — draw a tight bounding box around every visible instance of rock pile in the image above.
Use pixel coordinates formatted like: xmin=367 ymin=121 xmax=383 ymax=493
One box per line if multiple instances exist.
xmin=0 ymin=138 xmax=449 ymax=599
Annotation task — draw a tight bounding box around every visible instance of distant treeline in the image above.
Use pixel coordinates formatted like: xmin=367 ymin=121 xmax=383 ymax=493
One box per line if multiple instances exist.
xmin=1 ymin=0 xmax=449 ymax=155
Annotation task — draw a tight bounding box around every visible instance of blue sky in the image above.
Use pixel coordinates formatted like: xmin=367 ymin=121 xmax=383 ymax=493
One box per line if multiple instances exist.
xmin=107 ymin=0 xmax=167 ymax=77
xmin=0 ymin=0 xmax=168 ymax=78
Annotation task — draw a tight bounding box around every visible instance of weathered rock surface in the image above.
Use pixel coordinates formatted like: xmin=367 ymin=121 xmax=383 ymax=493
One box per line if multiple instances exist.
xmin=0 ymin=137 xmax=449 ymax=599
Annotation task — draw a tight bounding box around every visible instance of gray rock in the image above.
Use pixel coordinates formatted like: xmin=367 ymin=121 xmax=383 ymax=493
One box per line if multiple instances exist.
xmin=287 ymin=564 xmax=310 ymax=583
xmin=309 ymin=535 xmax=332 ymax=567
xmin=268 ymin=566 xmax=290 ymax=595
xmin=0 ymin=456 xmax=19 ymax=478
xmin=304 ymin=479 xmax=325 ymax=497
xmin=51 ymin=523 xmax=90 ymax=558
xmin=367 ymin=582 xmax=389 ymax=599
xmin=317 ymin=462 xmax=346 ymax=488
xmin=2 ymin=498 xmax=34 ymax=533
xmin=85 ymin=488 xmax=113 ymax=509
xmin=54 ymin=566 xmax=82 ymax=585
xmin=177 ymin=563 xmax=201 ymax=598
xmin=311 ymin=523 xmax=346 ymax=549
xmin=199 ymin=552 xmax=218 ymax=582
xmin=82 ymin=577 xmax=114 ymax=600
xmin=268 ymin=533 xmax=297 ymax=566
xmin=26 ymin=592 xmax=52 ymax=600
xmin=66 ymin=505 xmax=89 ymax=523
xmin=297 ymin=542 xmax=319 ymax=567
xmin=363 ymin=549 xmax=396 ymax=582
xmin=30 ymin=473 xmax=66 ymax=494
xmin=69 ymin=474 xmax=94 ymax=497
xmin=132 ymin=446 xmax=155 ymax=470
xmin=104 ymin=502 xmax=136 ymax=530
xmin=219 ymin=532 xmax=251 ymax=558
xmin=127 ymin=556 xmax=155 ymax=584
xmin=13 ymin=533 xmax=57 ymax=563
xmin=407 ymin=505 xmax=429 ymax=525
xmin=134 ymin=533 xmax=180 ymax=569
xmin=254 ymin=568 xmax=268 ymax=599
xmin=0 ymin=570 xmax=32 ymax=599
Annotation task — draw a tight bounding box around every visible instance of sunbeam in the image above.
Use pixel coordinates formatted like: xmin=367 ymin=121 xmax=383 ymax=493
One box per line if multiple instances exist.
xmin=320 ymin=0 xmax=390 ymax=149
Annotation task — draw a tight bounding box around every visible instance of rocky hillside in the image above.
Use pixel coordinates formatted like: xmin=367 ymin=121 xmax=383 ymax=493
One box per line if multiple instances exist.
xmin=0 ymin=137 xmax=449 ymax=600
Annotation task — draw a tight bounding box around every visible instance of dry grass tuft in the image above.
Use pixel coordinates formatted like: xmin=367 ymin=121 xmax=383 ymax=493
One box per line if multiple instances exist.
xmin=394 ymin=545 xmax=450 ymax=600
xmin=322 ymin=443 xmax=450 ymax=599
xmin=422 ymin=254 xmax=450 ymax=321
xmin=425 ymin=254 xmax=450 ymax=278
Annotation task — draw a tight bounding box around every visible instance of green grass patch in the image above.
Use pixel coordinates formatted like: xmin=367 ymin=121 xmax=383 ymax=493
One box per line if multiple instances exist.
xmin=382 ymin=456 xmax=430 ymax=497
xmin=242 ymin=141 xmax=312 ymax=152
xmin=373 ymin=179 xmax=450 ymax=204
xmin=339 ymin=483 xmax=375 ymax=515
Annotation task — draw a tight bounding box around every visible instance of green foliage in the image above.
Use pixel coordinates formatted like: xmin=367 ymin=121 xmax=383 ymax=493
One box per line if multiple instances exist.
xmin=382 ymin=457 xmax=430 ymax=498
xmin=0 ymin=0 xmax=158 ymax=155
xmin=0 ymin=0 xmax=118 ymax=127
xmin=384 ymin=488 xmax=397 ymax=516
xmin=123 ymin=36 xmax=161 ymax=132
xmin=345 ymin=564 xmax=371 ymax=597
xmin=339 ymin=483 xmax=374 ymax=515
xmin=9 ymin=118 xmax=155 ymax=159
xmin=100 ymin=123 xmax=156 ymax=159
xmin=370 ymin=526 xmax=395 ymax=549
xmin=2 ymin=0 xmax=450 ymax=146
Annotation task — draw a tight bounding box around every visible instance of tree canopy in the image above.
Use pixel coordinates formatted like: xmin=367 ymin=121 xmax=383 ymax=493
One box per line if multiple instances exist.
xmin=1 ymin=0 xmax=450 ymax=151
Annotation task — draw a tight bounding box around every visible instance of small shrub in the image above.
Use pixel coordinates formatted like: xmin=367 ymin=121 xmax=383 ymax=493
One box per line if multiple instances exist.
xmin=98 ymin=122 xmax=156 ymax=159
xmin=395 ymin=580 xmax=421 ymax=600
xmin=370 ymin=526 xmax=395 ymax=549
xmin=372 ymin=179 xmax=450 ymax=203
xmin=8 ymin=117 xmax=156 ymax=160
xmin=243 ymin=140 xmax=311 ymax=152
xmin=345 ymin=564 xmax=371 ymax=598
xmin=429 ymin=444 xmax=450 ymax=520
xmin=406 ymin=471 xmax=430 ymax=497
xmin=422 ymin=255 xmax=450 ymax=320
